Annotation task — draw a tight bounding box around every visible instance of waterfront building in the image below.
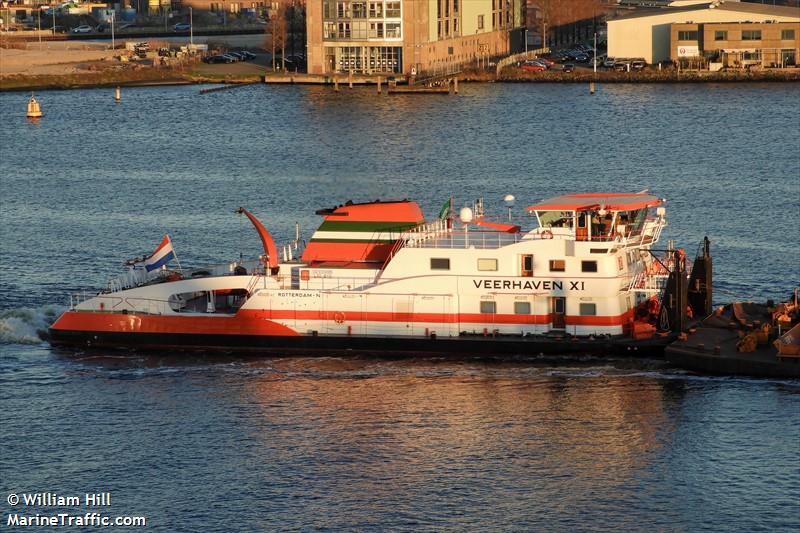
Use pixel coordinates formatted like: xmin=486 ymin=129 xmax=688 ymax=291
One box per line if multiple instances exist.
xmin=670 ymin=20 xmax=799 ymax=67
xmin=305 ymin=0 xmax=526 ymax=76
xmin=607 ymin=1 xmax=800 ymax=64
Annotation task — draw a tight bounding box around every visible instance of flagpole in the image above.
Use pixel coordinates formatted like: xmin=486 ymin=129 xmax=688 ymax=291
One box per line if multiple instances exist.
xmin=167 ymin=234 xmax=184 ymax=273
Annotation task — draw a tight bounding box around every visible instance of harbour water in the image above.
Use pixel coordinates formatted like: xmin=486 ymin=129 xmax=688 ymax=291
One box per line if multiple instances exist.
xmin=1 ymin=83 xmax=799 ymax=531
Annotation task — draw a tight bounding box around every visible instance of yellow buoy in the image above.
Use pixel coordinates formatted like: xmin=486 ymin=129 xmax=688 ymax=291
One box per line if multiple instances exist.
xmin=26 ymin=95 xmax=43 ymax=118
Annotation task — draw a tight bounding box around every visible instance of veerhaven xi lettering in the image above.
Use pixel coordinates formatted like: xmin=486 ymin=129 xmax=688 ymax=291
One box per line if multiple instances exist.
xmin=472 ymin=279 xmax=586 ymax=291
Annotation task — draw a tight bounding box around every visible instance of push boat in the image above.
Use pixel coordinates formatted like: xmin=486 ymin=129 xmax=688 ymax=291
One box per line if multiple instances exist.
xmin=49 ymin=192 xmax=713 ymax=357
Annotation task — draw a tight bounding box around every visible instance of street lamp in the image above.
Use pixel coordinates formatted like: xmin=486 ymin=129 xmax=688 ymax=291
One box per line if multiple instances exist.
xmin=111 ymin=10 xmax=115 ymax=51
xmin=189 ymin=6 xmax=193 ymax=45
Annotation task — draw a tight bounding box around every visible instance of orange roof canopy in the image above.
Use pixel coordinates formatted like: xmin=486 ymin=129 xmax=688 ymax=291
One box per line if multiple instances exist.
xmin=526 ymin=193 xmax=663 ymax=212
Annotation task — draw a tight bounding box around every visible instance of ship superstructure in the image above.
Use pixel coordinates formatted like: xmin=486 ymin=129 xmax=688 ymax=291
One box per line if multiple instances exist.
xmin=50 ymin=192 xmax=709 ymax=355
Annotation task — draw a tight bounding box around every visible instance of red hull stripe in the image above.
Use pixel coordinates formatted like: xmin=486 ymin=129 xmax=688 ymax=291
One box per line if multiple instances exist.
xmin=51 ymin=308 xmax=633 ymax=336
xmin=51 ymin=311 xmax=300 ymax=336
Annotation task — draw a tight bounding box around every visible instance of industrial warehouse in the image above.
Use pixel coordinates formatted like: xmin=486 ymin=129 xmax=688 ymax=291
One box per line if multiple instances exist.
xmin=608 ymin=1 xmax=800 ymax=67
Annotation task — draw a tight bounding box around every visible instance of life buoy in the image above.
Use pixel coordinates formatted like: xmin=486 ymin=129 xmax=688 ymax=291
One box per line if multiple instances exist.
xmin=334 ymin=312 xmax=345 ymax=324
xmin=540 ymin=230 xmax=553 ymax=239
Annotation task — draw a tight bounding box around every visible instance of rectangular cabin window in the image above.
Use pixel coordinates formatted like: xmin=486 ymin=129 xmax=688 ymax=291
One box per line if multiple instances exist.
xmin=430 ymin=258 xmax=450 ymax=270
xmin=678 ymin=30 xmax=698 ymax=41
xmin=579 ymin=303 xmax=597 ymax=316
xmin=521 ymin=255 xmax=533 ymax=277
xmin=582 ymin=260 xmax=598 ymax=273
xmin=590 ymin=248 xmax=608 ymax=254
xmin=478 ymin=258 xmax=498 ymax=271
xmin=514 ymin=301 xmax=531 ymax=315
xmin=549 ymin=259 xmax=565 ymax=272
xmin=742 ymin=30 xmax=761 ymax=41
xmin=714 ymin=30 xmax=727 ymax=41
xmin=782 ymin=29 xmax=795 ymax=40
xmin=480 ymin=301 xmax=496 ymax=314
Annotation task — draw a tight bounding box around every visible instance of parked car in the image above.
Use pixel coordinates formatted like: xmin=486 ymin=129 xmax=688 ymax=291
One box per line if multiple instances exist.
xmin=117 ymin=23 xmax=136 ymax=30
xmin=631 ymin=58 xmax=646 ymax=71
xmin=563 ymin=63 xmax=575 ymax=73
xmin=614 ymin=59 xmax=630 ymax=71
xmin=203 ymin=54 xmax=234 ymax=64
xmin=95 ymin=23 xmax=107 ymax=32
xmin=521 ymin=62 xmax=546 ymax=72
xmin=172 ymin=22 xmax=191 ymax=31
xmin=573 ymin=53 xmax=590 ymax=63
xmin=603 ymin=56 xmax=616 ymax=68
xmin=237 ymin=50 xmax=257 ymax=60
xmin=71 ymin=24 xmax=93 ymax=33
xmin=533 ymin=56 xmax=555 ymax=67
xmin=226 ymin=51 xmax=245 ymax=61
xmin=221 ymin=53 xmax=240 ymax=62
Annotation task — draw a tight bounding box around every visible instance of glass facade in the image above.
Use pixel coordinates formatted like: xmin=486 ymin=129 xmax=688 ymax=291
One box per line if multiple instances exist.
xmin=322 ymin=0 xmax=402 ymax=40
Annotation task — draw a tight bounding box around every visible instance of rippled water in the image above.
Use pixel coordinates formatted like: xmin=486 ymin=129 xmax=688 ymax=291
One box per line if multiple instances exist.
xmin=1 ymin=82 xmax=799 ymax=531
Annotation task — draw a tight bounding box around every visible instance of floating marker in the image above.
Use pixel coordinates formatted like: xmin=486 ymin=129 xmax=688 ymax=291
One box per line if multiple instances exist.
xmin=26 ymin=94 xmax=42 ymax=118
xmin=589 ymin=81 xmax=596 ymax=95
xmin=115 ymin=86 xmax=121 ymax=102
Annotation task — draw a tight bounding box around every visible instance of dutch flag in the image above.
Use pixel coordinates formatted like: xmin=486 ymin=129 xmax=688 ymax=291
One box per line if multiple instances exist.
xmin=145 ymin=235 xmax=176 ymax=272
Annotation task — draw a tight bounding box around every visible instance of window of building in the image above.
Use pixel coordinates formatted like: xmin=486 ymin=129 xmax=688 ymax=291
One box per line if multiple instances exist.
xmin=782 ymin=29 xmax=795 ymax=40
xmin=742 ymin=30 xmax=761 ymax=41
xmin=337 ymin=22 xmax=351 ymax=38
xmin=430 ymin=258 xmax=450 ymax=270
xmin=352 ymin=1 xmax=366 ymax=18
xmin=549 ymin=259 xmax=565 ymax=272
xmin=514 ymin=301 xmax=531 ymax=315
xmin=324 ymin=21 xmax=337 ymax=38
xmin=714 ymin=30 xmax=727 ymax=41
xmin=369 ymin=21 xmax=383 ymax=38
xmin=477 ymin=14 xmax=484 ymax=30
xmin=385 ymin=1 xmax=400 ymax=17
xmin=368 ymin=1 xmax=382 ymax=18
xmin=480 ymin=301 xmax=497 ymax=314
xmin=323 ymin=0 xmax=333 ymax=19
xmin=352 ymin=20 xmax=367 ymax=38
xmin=385 ymin=22 xmax=401 ymax=38
xmin=579 ymin=303 xmax=597 ymax=316
xmin=337 ymin=1 xmax=350 ymax=18
xmin=581 ymin=260 xmax=598 ymax=273
xmin=678 ymin=30 xmax=698 ymax=41
xmin=478 ymin=258 xmax=498 ymax=271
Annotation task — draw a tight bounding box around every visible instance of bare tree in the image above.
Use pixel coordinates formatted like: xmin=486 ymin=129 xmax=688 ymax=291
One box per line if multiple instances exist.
xmin=264 ymin=1 xmax=288 ymax=70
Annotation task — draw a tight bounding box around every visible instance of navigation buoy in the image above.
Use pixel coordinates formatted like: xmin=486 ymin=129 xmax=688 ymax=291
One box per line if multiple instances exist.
xmin=115 ymin=86 xmax=121 ymax=102
xmin=589 ymin=81 xmax=596 ymax=95
xmin=26 ymin=95 xmax=43 ymax=118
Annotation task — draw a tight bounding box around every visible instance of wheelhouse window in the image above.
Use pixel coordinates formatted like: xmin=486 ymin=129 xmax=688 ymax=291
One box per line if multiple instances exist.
xmin=430 ymin=258 xmax=450 ymax=270
xmin=549 ymin=259 xmax=565 ymax=272
xmin=579 ymin=303 xmax=597 ymax=316
xmin=538 ymin=210 xmax=573 ymax=228
xmin=514 ymin=301 xmax=531 ymax=315
xmin=581 ymin=260 xmax=598 ymax=273
xmin=478 ymin=258 xmax=498 ymax=271
xmin=480 ymin=301 xmax=496 ymax=314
